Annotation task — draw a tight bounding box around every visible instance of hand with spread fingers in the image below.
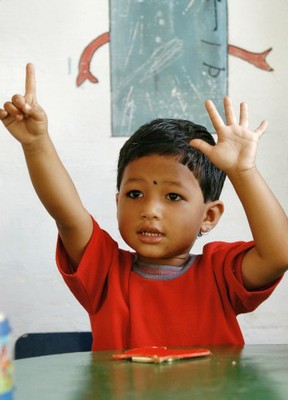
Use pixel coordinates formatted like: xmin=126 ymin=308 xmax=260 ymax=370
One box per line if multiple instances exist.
xmin=191 ymin=96 xmax=288 ymax=290
xmin=190 ymin=96 xmax=268 ymax=176
xmin=0 ymin=63 xmax=48 ymax=146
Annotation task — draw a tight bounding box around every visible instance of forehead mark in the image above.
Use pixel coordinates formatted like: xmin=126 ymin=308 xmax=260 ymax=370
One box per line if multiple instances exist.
xmin=153 ymin=180 xmax=158 ymax=185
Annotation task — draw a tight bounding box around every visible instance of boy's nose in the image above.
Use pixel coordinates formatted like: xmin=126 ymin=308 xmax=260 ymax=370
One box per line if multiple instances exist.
xmin=140 ymin=199 xmax=161 ymax=219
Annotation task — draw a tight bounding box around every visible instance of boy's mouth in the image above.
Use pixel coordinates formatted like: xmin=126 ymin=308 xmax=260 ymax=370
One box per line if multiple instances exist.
xmin=139 ymin=230 xmax=162 ymax=237
xmin=137 ymin=227 xmax=164 ymax=241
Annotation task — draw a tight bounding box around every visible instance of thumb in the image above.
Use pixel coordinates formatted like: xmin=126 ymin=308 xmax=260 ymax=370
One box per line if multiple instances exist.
xmin=190 ymin=139 xmax=213 ymax=157
xmin=22 ymin=102 xmax=46 ymax=122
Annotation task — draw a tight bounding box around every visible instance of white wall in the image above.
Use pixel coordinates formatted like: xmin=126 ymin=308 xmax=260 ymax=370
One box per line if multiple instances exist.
xmin=0 ymin=0 xmax=287 ymax=346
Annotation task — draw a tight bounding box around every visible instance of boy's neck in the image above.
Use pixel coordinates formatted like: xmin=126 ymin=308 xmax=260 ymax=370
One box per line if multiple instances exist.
xmin=135 ymin=254 xmax=191 ymax=268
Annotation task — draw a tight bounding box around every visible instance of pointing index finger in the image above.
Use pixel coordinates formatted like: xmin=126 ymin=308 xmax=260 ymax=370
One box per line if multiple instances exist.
xmin=25 ymin=63 xmax=36 ymax=102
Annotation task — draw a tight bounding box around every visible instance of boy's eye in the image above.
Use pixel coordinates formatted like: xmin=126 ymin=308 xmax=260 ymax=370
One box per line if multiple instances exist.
xmin=167 ymin=193 xmax=182 ymax=201
xmin=126 ymin=190 xmax=143 ymax=199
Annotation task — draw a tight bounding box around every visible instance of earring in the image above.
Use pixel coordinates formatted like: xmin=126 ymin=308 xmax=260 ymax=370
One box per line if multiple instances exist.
xmin=198 ymin=225 xmax=210 ymax=238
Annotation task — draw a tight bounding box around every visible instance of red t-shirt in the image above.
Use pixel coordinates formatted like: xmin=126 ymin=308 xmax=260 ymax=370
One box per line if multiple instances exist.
xmin=56 ymin=218 xmax=280 ymax=351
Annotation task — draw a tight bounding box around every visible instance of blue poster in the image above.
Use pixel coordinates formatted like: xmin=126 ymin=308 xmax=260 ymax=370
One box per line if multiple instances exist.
xmin=110 ymin=0 xmax=227 ymax=136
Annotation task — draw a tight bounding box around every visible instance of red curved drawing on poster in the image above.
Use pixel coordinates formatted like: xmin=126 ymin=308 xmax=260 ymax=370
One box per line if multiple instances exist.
xmin=228 ymin=45 xmax=273 ymax=71
xmin=76 ymin=32 xmax=110 ymax=87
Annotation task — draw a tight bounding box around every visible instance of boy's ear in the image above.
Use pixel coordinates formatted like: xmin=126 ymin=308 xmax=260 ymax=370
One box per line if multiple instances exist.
xmin=201 ymin=200 xmax=224 ymax=233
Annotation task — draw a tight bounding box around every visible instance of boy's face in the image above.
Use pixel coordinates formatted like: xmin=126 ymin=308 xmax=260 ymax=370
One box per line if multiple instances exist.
xmin=116 ymin=154 xmax=216 ymax=266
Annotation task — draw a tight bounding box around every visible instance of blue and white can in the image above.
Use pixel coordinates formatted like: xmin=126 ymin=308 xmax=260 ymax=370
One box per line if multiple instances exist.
xmin=0 ymin=313 xmax=13 ymax=400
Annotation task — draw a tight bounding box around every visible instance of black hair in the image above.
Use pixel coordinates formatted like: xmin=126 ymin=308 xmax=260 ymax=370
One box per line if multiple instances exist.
xmin=117 ymin=118 xmax=226 ymax=202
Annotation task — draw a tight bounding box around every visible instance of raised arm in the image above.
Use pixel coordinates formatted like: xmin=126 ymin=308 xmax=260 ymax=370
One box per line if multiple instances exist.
xmin=191 ymin=97 xmax=288 ymax=289
xmin=0 ymin=64 xmax=93 ymax=267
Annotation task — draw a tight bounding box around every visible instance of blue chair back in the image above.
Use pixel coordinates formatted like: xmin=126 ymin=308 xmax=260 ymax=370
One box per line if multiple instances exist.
xmin=14 ymin=331 xmax=92 ymax=359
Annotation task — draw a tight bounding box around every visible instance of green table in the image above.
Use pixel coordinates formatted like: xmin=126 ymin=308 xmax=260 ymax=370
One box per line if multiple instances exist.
xmin=14 ymin=345 xmax=288 ymax=400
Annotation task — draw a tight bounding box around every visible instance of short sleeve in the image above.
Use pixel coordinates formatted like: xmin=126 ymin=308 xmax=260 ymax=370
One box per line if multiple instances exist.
xmin=56 ymin=217 xmax=121 ymax=314
xmin=203 ymin=241 xmax=282 ymax=314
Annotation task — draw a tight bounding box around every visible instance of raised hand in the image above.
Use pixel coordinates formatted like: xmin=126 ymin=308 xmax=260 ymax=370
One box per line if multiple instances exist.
xmin=0 ymin=63 xmax=48 ymax=146
xmin=190 ymin=97 xmax=268 ymax=175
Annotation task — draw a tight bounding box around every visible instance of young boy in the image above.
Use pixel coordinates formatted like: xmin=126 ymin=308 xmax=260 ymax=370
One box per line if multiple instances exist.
xmin=1 ymin=64 xmax=288 ymax=351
